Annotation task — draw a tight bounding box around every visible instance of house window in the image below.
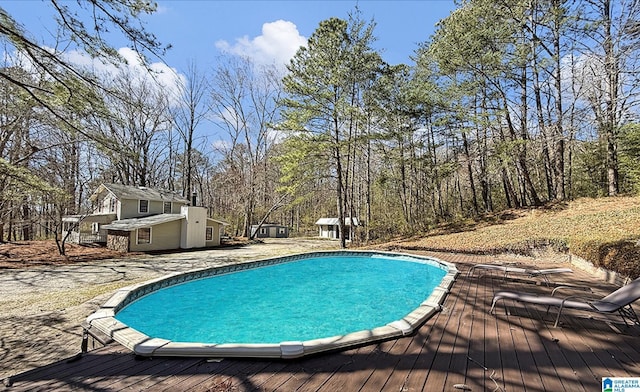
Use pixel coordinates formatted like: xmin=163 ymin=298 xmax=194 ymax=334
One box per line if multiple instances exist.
xmin=205 ymin=226 xmax=213 ymax=241
xmin=139 ymin=200 xmax=149 ymax=213
xmin=137 ymin=227 xmax=151 ymax=244
xmin=92 ymin=222 xmax=100 ymax=234
xmin=109 ymin=198 xmax=116 ymax=213
xmin=260 ymin=228 xmax=267 ymax=235
xmin=278 ymin=227 xmax=286 ymax=234
xmin=163 ymin=201 xmax=172 ymax=214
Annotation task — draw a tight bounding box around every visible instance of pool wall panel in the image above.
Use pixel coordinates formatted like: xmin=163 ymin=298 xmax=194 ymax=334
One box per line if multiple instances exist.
xmin=85 ymin=250 xmax=459 ymax=359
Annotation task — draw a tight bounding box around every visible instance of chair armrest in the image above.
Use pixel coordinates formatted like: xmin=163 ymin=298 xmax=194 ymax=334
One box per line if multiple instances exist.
xmin=558 ymin=295 xmax=599 ymax=310
xmin=526 ymin=268 xmax=573 ymax=277
xmin=551 ymin=285 xmax=593 ymax=296
xmin=553 ymin=294 xmax=600 ymax=327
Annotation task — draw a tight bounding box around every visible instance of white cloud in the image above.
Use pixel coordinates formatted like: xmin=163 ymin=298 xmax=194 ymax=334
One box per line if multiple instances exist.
xmin=118 ymin=48 xmax=185 ymax=100
xmin=211 ymin=139 xmax=231 ymax=152
xmin=215 ymin=20 xmax=307 ymax=67
xmin=64 ymin=47 xmax=186 ymax=105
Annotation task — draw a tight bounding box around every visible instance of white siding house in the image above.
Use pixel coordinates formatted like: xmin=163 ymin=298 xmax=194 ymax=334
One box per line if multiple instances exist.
xmin=62 ymin=183 xmax=227 ymax=252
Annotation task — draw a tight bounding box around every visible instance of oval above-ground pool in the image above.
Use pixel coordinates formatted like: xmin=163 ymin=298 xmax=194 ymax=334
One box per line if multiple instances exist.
xmin=85 ymin=251 xmax=458 ymax=359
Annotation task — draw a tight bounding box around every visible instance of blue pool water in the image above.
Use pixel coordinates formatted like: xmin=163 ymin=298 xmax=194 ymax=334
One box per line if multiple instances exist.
xmin=115 ymin=254 xmax=447 ymax=344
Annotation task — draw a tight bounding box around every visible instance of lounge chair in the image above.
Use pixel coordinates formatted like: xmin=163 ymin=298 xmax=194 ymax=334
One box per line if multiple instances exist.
xmin=468 ymin=264 xmax=573 ymax=285
xmin=490 ymin=277 xmax=640 ymax=327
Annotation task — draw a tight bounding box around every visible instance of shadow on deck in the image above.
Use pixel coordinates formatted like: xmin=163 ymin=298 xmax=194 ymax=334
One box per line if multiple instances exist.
xmin=5 ymin=251 xmax=640 ymax=391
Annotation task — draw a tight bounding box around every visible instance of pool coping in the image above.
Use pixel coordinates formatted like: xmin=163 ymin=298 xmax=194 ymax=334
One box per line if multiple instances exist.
xmin=85 ymin=250 xmax=459 ymax=359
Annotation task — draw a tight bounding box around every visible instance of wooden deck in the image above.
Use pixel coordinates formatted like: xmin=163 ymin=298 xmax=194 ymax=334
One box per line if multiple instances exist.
xmin=5 ymin=252 xmax=640 ymax=391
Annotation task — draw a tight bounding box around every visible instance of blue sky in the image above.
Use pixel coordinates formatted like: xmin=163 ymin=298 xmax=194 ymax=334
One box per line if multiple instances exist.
xmin=3 ymin=0 xmax=456 ymax=74
xmin=2 ymin=0 xmax=456 ymax=150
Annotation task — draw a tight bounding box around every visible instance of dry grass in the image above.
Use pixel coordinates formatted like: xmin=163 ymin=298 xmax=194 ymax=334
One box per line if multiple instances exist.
xmin=384 ymin=196 xmax=640 ymax=278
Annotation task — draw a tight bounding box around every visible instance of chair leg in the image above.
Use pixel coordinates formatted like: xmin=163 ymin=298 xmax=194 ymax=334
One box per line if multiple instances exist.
xmin=629 ymin=306 xmax=640 ymax=325
xmin=553 ymin=305 xmax=565 ymax=328
xmin=618 ymin=305 xmax=640 ymax=327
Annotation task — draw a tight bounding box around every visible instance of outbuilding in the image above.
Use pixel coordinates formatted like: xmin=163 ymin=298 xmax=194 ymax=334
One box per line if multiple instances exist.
xmin=250 ymin=224 xmax=289 ymax=238
xmin=315 ymin=217 xmax=359 ymax=241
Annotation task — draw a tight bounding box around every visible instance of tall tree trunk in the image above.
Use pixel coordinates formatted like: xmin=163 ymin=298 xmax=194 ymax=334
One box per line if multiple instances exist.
xmin=365 ymin=118 xmax=372 ymax=243
xmin=498 ymin=128 xmax=520 ymax=208
xmin=502 ymin=92 xmax=541 ymax=206
xmin=244 ymin=181 xmax=255 ymax=238
xmin=552 ymin=0 xmax=566 ymax=200
xmin=461 ymin=131 xmax=478 ymax=215
xmin=529 ymin=0 xmax=555 ymax=200
xmin=399 ymin=140 xmax=410 ymax=225
xmin=335 ymin=143 xmax=346 ymax=249
xmin=603 ymin=0 xmax=619 ymax=196
xmin=21 ymin=198 xmax=30 ymax=240
xmin=478 ymin=94 xmax=492 ymax=212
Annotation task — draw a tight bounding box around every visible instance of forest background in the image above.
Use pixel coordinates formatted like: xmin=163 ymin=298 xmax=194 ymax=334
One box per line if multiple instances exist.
xmin=0 ymin=0 xmax=638 ymax=255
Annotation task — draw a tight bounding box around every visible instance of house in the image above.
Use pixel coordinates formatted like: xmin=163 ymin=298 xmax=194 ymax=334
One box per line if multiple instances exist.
xmin=62 ymin=183 xmax=227 ymax=252
xmin=103 ymin=206 xmax=227 ymax=252
xmin=250 ymin=224 xmax=289 ymax=238
xmin=315 ymin=217 xmax=359 ymax=241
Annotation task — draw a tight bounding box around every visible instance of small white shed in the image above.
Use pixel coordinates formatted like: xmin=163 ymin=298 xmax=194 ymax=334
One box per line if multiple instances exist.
xmin=315 ymin=217 xmax=359 ymax=240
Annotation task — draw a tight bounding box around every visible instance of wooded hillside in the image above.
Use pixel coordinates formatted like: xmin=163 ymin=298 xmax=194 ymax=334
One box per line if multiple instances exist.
xmin=382 ymin=196 xmax=640 ymax=278
xmin=0 ymin=0 xmax=638 ymax=246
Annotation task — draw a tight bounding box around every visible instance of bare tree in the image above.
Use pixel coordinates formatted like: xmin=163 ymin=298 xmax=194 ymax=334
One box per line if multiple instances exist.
xmin=171 ymin=61 xmax=209 ymax=199
xmin=98 ymin=70 xmax=173 ymax=187
xmin=575 ymin=0 xmax=640 ymax=195
xmin=209 ymin=55 xmax=282 ymax=238
xmin=0 ymin=1 xmax=168 ymax=146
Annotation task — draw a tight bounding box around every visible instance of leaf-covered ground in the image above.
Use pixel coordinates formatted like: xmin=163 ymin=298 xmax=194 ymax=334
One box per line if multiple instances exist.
xmin=0 ymin=241 xmax=126 ymax=269
xmin=381 ymin=196 xmax=640 ymax=278
xmin=3 ymin=197 xmax=640 ymax=277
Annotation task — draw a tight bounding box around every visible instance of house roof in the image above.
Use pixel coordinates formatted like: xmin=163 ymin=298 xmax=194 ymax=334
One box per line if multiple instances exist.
xmin=315 ymin=218 xmax=359 ymax=226
xmin=102 ymin=214 xmax=185 ymax=231
xmin=208 ymin=218 xmax=230 ymax=226
xmin=89 ymin=183 xmax=190 ymax=204
xmin=62 ymin=213 xmax=117 ymax=222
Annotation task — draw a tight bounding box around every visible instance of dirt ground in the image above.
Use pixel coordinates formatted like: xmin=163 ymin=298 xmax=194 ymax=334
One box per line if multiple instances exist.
xmin=0 ymin=238 xmax=340 ymax=382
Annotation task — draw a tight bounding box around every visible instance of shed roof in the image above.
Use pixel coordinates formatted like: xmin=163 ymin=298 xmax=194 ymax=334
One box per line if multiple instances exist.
xmin=315 ymin=217 xmax=359 ymax=226
xmin=90 ymin=183 xmax=190 ymax=204
xmin=102 ymin=214 xmax=185 ymax=231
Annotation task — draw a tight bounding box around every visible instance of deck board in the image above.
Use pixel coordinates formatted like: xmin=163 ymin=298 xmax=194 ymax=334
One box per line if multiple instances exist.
xmin=522 ymin=312 xmax=578 ymax=391
xmin=445 ymin=275 xmax=477 ymax=390
xmin=315 ymin=338 xmax=380 ymax=391
xmin=6 ymin=251 xmax=640 ymax=392
xmin=481 ymin=273 xmax=505 ymax=391
xmin=379 ymin=324 xmax=429 ymax=391
xmin=357 ymin=339 xmax=405 ymax=391
xmin=241 ymin=361 xmax=289 ymax=391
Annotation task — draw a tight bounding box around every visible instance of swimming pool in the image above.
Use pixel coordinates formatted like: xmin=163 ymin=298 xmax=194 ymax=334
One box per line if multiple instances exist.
xmin=85 ymin=251 xmax=458 ymax=359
